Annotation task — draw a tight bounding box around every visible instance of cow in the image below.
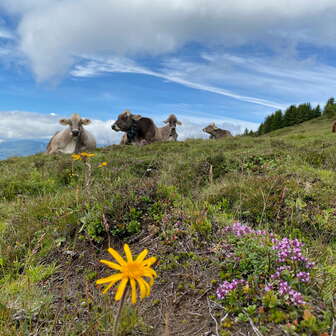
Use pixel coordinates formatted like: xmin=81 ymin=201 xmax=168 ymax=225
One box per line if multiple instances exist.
xmin=158 ymin=114 xmax=182 ymax=141
xmin=332 ymin=121 xmax=336 ymax=133
xmin=46 ymin=114 xmax=96 ymax=154
xmin=112 ymin=110 xmax=181 ymax=145
xmin=202 ymin=123 xmax=232 ymax=139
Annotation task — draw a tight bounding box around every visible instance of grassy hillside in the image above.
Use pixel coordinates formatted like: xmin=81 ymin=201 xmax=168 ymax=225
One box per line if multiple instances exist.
xmin=0 ymin=117 xmax=335 ymax=335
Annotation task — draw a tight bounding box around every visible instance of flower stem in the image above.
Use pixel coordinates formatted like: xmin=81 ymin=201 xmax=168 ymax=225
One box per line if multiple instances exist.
xmin=113 ymin=286 xmax=129 ymax=336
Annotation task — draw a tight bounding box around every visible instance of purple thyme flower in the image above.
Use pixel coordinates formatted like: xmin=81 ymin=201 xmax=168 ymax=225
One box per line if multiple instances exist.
xmin=225 ymin=222 xmax=270 ymax=237
xmin=271 ymin=237 xmax=312 ymax=265
xmin=296 ymin=271 xmax=310 ymax=283
xmin=216 ymin=279 xmax=247 ymax=299
xmin=277 ymin=281 xmax=305 ymax=305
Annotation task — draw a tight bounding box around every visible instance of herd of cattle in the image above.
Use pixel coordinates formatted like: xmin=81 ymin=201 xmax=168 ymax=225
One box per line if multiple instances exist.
xmin=46 ymin=110 xmax=232 ymax=154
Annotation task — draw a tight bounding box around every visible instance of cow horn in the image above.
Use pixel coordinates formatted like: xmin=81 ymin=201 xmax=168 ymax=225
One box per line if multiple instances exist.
xmin=131 ymin=114 xmax=142 ymax=121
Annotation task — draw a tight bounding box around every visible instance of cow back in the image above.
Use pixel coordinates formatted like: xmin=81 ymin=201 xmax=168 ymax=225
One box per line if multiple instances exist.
xmin=136 ymin=117 xmax=156 ymax=141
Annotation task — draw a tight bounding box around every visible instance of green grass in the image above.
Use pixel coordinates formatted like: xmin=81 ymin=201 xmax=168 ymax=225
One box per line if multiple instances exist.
xmin=0 ymin=117 xmax=335 ymax=335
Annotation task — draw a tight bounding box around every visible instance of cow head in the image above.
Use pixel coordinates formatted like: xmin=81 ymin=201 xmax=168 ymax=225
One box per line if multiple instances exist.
xmin=111 ymin=110 xmax=142 ymax=132
xmin=163 ymin=114 xmax=182 ymax=131
xmin=202 ymin=123 xmax=218 ymax=135
xmin=59 ymin=114 xmax=91 ymax=137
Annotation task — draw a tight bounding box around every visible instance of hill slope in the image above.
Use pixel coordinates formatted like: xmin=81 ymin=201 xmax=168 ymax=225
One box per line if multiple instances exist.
xmin=0 ymin=117 xmax=335 ymax=335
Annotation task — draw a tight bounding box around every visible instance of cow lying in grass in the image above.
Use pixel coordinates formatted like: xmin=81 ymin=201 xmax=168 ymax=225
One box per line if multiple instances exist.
xmin=202 ymin=123 xmax=232 ymax=139
xmin=332 ymin=121 xmax=336 ymax=132
xmin=112 ymin=110 xmax=182 ymax=145
xmin=46 ymin=114 xmax=96 ymax=154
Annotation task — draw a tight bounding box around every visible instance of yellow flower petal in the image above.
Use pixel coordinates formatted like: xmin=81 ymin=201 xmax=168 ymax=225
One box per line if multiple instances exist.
xmin=130 ymin=278 xmax=137 ymax=304
xmin=99 ymin=259 xmax=122 ymax=271
xmin=108 ymin=247 xmax=126 ymax=266
xmin=115 ymin=278 xmax=128 ymax=301
xmin=102 ymin=280 xmax=118 ymax=294
xmin=135 ymin=249 xmax=148 ymax=262
xmin=72 ymin=154 xmax=81 ymax=160
xmin=96 ymin=273 xmax=123 ymax=285
xmin=144 ymin=268 xmax=157 ymax=278
xmin=123 ymin=244 xmax=133 ymax=262
xmin=143 ymin=257 xmax=157 ymax=267
xmin=137 ymin=278 xmax=148 ymax=298
xmin=142 ymin=278 xmax=151 ymax=296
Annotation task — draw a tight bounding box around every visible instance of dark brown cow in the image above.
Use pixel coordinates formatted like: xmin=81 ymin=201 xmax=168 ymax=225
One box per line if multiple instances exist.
xmin=202 ymin=123 xmax=232 ymax=139
xmin=332 ymin=121 xmax=336 ymax=133
xmin=112 ymin=110 xmax=181 ymax=145
xmin=112 ymin=110 xmax=156 ymax=145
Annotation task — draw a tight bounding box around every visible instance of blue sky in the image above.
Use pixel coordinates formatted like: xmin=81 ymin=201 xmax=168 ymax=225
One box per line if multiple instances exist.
xmin=1 ymin=0 xmax=336 ymax=143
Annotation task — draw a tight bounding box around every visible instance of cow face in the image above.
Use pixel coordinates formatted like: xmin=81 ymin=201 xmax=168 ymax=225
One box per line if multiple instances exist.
xmin=163 ymin=114 xmax=182 ymax=132
xmin=111 ymin=110 xmax=141 ymax=132
xmin=59 ymin=114 xmax=91 ymax=137
xmin=202 ymin=123 xmax=217 ymax=135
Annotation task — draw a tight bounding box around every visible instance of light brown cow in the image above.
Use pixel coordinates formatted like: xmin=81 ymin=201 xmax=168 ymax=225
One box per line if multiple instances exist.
xmin=46 ymin=114 xmax=96 ymax=154
xmin=112 ymin=111 xmax=181 ymax=145
xmin=156 ymin=114 xmax=182 ymax=141
xmin=202 ymin=123 xmax=232 ymax=139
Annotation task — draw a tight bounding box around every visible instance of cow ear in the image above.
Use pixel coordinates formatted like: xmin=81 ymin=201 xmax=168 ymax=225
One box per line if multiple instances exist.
xmin=59 ymin=118 xmax=70 ymax=125
xmin=124 ymin=110 xmax=132 ymax=117
xmin=176 ymin=120 xmax=182 ymax=125
xmin=131 ymin=114 xmax=142 ymax=121
xmin=163 ymin=118 xmax=169 ymax=124
xmin=81 ymin=118 xmax=91 ymax=125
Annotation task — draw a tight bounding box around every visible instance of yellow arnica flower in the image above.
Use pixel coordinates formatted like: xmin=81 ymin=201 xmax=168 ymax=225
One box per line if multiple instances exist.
xmin=80 ymin=152 xmax=95 ymax=157
xmin=71 ymin=154 xmax=81 ymax=160
xmin=96 ymin=244 xmax=157 ymax=304
xmin=98 ymin=162 xmax=108 ymax=168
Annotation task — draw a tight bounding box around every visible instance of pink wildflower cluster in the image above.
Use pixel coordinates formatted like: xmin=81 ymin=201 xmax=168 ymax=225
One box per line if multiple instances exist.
xmin=278 ymin=280 xmax=305 ymax=305
xmin=296 ymin=271 xmax=310 ymax=283
xmin=225 ymin=222 xmax=269 ymax=237
xmin=216 ymin=279 xmax=247 ymax=299
xmin=271 ymin=237 xmax=311 ymax=264
xmin=220 ymin=222 xmax=315 ymax=306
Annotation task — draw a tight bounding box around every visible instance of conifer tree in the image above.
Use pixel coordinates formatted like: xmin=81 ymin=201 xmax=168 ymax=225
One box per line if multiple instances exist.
xmin=323 ymin=97 xmax=336 ymax=118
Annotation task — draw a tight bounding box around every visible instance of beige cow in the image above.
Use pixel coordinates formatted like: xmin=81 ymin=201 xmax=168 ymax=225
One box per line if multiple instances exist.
xmin=46 ymin=114 xmax=96 ymax=154
xmin=156 ymin=114 xmax=182 ymax=141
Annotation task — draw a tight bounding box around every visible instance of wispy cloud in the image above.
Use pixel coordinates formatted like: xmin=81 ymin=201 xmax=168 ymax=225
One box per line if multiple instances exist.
xmin=71 ymin=51 xmax=336 ymax=112
xmin=71 ymin=56 xmax=283 ymax=109
xmin=0 ymin=27 xmax=14 ymax=40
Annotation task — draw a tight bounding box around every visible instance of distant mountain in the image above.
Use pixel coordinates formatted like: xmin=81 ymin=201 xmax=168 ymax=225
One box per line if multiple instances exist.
xmin=0 ymin=139 xmax=49 ymax=160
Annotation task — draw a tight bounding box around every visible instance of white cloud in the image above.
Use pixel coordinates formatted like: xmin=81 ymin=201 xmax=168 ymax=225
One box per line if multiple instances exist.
xmin=2 ymin=0 xmax=336 ymax=81
xmin=0 ymin=111 xmax=258 ymax=145
xmin=71 ymin=56 xmax=283 ymax=109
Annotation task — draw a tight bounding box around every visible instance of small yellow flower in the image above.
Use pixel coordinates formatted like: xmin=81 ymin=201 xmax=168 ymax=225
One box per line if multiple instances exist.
xmin=71 ymin=154 xmax=81 ymax=160
xmin=80 ymin=152 xmax=95 ymax=157
xmin=98 ymin=162 xmax=108 ymax=168
xmin=96 ymin=244 xmax=157 ymax=304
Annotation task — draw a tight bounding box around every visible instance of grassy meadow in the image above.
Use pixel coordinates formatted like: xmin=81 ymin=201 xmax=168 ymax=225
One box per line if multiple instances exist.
xmin=0 ymin=117 xmax=335 ymax=335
